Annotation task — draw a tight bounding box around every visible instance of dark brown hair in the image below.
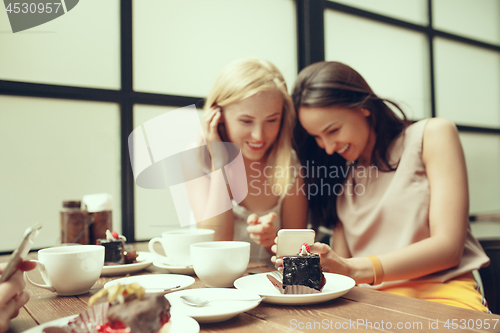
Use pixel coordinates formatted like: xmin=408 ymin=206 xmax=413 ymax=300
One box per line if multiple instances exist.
xmin=292 ymin=61 xmax=409 ymax=229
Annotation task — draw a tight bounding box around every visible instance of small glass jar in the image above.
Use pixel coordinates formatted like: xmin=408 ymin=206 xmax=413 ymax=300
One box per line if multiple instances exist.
xmin=60 ymin=200 xmax=90 ymax=244
xmin=60 ymin=200 xmax=113 ymax=245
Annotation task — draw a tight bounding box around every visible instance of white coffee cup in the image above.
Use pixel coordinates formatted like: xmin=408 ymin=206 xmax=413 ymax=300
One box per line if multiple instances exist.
xmin=190 ymin=241 xmax=250 ymax=288
xmin=25 ymin=245 xmax=104 ymax=296
xmin=148 ymin=229 xmax=215 ymax=266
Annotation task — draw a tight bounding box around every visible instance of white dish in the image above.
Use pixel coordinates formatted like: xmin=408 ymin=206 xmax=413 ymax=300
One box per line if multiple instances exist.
xmin=23 ymin=313 xmax=199 ymax=333
xmin=153 ymin=259 xmax=195 ymax=275
xmin=101 ymin=251 xmax=154 ymax=276
xmin=166 ymin=288 xmax=262 ymax=323
xmin=234 ymin=272 xmax=355 ymax=305
xmin=104 ymin=274 xmax=195 ymax=293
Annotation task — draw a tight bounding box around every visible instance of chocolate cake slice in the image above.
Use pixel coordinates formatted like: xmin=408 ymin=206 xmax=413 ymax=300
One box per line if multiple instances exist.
xmin=96 ymin=230 xmax=129 ymax=265
xmin=280 ymin=243 xmax=326 ymax=293
xmin=97 ymin=239 xmax=124 ymax=265
xmin=283 ymin=253 xmax=324 ymax=291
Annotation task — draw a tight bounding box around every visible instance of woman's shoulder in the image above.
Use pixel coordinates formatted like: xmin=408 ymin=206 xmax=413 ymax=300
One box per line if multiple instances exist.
xmin=423 ymin=117 xmax=457 ymax=135
xmin=421 ymin=117 xmax=461 ymax=161
xmin=420 ymin=117 xmax=459 ymax=147
xmin=401 ymin=117 xmax=457 ymax=145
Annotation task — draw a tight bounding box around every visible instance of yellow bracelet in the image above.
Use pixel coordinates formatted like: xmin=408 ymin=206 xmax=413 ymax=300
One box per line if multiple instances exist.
xmin=367 ymin=255 xmax=384 ymax=285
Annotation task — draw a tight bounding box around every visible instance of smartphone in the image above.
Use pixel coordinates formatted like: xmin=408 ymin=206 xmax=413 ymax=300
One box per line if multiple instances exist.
xmin=0 ymin=223 xmax=42 ymax=283
xmin=276 ymin=229 xmax=315 ymax=257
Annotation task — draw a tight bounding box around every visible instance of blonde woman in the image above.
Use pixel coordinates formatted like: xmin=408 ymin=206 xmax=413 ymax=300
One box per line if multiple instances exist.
xmin=195 ymin=58 xmax=308 ymax=264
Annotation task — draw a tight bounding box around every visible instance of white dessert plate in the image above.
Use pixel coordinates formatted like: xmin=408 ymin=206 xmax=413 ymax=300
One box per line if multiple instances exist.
xmin=166 ymin=288 xmax=262 ymax=323
xmin=101 ymin=251 xmax=154 ymax=276
xmin=104 ymin=274 xmax=195 ymax=293
xmin=153 ymin=259 xmax=195 ymax=275
xmin=234 ymin=272 xmax=355 ymax=305
xmin=23 ymin=313 xmax=199 ymax=333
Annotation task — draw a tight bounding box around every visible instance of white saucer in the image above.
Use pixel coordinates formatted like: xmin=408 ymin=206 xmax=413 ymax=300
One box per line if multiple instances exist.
xmin=104 ymin=274 xmax=195 ymax=293
xmin=153 ymin=259 xmax=195 ymax=275
xmin=23 ymin=313 xmax=199 ymax=333
xmin=166 ymin=288 xmax=262 ymax=323
xmin=101 ymin=251 xmax=154 ymax=276
xmin=234 ymin=272 xmax=355 ymax=305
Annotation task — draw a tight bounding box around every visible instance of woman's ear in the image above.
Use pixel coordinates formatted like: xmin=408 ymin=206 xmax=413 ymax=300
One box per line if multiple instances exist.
xmin=360 ymin=108 xmax=371 ymax=117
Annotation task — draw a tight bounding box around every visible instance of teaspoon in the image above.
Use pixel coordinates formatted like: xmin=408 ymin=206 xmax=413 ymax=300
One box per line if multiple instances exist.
xmin=180 ymin=295 xmax=263 ymax=307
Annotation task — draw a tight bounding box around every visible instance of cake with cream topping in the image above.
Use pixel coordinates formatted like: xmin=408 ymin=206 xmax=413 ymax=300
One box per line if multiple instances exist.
xmin=43 ymin=284 xmax=171 ymax=333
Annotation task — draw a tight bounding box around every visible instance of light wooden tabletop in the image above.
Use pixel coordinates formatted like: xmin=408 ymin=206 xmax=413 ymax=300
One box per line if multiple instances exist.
xmin=3 ymin=243 xmax=500 ymax=333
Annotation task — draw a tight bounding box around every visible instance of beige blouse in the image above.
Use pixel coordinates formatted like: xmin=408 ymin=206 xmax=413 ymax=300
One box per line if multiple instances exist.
xmin=337 ymin=119 xmax=489 ymax=288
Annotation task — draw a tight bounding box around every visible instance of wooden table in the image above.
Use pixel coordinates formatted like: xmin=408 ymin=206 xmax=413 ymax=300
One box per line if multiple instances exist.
xmin=3 ymin=243 xmax=500 ymax=333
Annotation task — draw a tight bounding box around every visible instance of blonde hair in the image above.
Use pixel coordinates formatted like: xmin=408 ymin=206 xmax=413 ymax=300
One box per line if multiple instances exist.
xmin=204 ymin=58 xmax=296 ymax=197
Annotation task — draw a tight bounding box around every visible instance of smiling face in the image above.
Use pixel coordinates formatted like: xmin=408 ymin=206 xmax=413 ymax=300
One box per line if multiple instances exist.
xmin=222 ymin=89 xmax=283 ymax=162
xmin=298 ymin=106 xmax=375 ymax=165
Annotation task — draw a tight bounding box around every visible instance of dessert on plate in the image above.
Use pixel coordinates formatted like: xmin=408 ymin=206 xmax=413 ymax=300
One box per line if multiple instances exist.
xmin=97 ymin=230 xmax=138 ymax=265
xmin=43 ymin=283 xmax=171 ymax=333
xmin=268 ymin=243 xmax=326 ymax=294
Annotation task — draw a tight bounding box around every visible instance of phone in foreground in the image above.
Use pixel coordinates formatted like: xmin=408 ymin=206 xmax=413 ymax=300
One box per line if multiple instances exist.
xmin=0 ymin=223 xmax=42 ymax=283
xmin=276 ymin=229 xmax=315 ymax=257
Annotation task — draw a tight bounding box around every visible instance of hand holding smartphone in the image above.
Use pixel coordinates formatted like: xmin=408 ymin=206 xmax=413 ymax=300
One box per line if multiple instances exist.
xmin=276 ymin=229 xmax=315 ymax=257
xmin=0 ymin=223 xmax=42 ymax=283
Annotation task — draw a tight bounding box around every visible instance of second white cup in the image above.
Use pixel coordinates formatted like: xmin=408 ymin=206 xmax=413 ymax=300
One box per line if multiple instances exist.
xmin=148 ymin=229 xmax=215 ymax=266
xmin=191 ymin=241 xmax=250 ymax=288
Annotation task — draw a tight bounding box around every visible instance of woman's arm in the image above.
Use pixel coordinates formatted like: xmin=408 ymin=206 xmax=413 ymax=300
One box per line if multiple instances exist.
xmin=193 ymin=175 xmax=235 ymax=241
xmin=332 ymin=223 xmax=351 ymax=258
xmin=189 ymin=107 xmax=235 ymax=241
xmin=312 ymin=118 xmax=470 ymax=284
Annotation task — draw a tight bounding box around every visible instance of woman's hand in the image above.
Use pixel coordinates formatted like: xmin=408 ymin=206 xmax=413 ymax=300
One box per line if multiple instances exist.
xmin=202 ymin=106 xmax=223 ymax=143
xmin=309 ymin=243 xmax=350 ymax=276
xmin=271 ymin=242 xmax=350 ymax=275
xmin=246 ymin=212 xmax=278 ymax=249
xmin=0 ymin=261 xmax=36 ymax=333
xmin=201 ymin=106 xmax=228 ymax=170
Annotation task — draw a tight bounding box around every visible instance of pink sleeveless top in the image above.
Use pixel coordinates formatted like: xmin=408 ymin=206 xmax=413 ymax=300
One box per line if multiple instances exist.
xmin=337 ymin=119 xmax=489 ymax=288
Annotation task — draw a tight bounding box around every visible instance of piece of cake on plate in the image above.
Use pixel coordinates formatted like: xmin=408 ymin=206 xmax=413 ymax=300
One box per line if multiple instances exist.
xmin=91 ymin=284 xmax=171 ymax=333
xmin=43 ymin=283 xmax=171 ymax=333
xmin=268 ymin=243 xmax=326 ymax=294
xmin=97 ymin=230 xmax=138 ymax=265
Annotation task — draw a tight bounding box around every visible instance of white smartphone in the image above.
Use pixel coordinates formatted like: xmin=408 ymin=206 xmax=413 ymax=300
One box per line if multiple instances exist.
xmin=0 ymin=223 xmax=42 ymax=283
xmin=276 ymin=229 xmax=315 ymax=257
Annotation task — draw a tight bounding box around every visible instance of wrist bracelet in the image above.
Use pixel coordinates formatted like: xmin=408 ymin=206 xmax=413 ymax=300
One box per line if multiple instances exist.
xmin=367 ymin=255 xmax=384 ymax=285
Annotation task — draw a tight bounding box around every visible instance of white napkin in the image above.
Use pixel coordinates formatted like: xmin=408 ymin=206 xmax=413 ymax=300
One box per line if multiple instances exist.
xmin=81 ymin=193 xmax=112 ymax=212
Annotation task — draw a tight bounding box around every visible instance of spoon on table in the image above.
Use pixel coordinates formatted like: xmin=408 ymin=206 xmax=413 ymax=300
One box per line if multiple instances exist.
xmin=180 ymin=295 xmax=264 ymax=307
xmin=145 ymin=285 xmax=181 ymax=293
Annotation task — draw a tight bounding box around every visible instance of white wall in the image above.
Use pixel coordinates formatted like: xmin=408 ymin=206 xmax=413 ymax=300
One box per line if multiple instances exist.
xmin=0 ymin=96 xmax=121 ymax=252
